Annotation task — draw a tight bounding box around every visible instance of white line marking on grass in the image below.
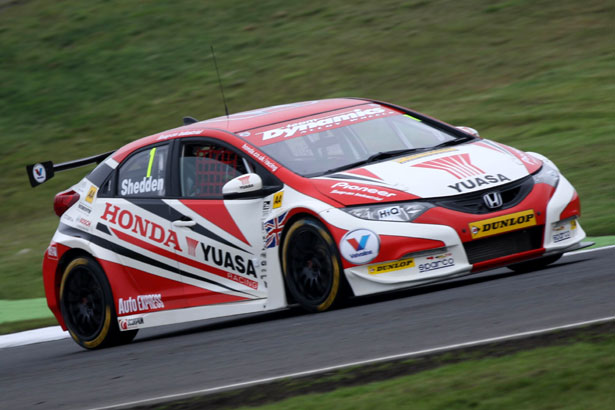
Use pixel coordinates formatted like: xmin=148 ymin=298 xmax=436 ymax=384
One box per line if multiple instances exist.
xmin=564 ymin=245 xmax=614 ymax=256
xmin=0 ymin=326 xmax=68 ymax=349
xmin=86 ymin=316 xmax=615 ymax=410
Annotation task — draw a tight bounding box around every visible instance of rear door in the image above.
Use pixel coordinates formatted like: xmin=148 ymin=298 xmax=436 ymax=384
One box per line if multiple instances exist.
xmin=96 ymin=143 xmax=187 ymax=314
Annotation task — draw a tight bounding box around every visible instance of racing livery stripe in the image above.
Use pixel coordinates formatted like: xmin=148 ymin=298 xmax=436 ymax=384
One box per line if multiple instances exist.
xmin=59 ymin=223 xmax=254 ymax=296
xmin=110 ymin=227 xmax=259 ymax=290
xmin=179 ymin=200 xmax=251 ymax=247
xmin=128 ymin=199 xmax=251 ymax=254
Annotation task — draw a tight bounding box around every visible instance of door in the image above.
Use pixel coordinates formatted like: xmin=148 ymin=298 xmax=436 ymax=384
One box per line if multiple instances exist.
xmin=166 ymin=139 xmax=268 ymax=307
xmin=99 ymin=143 xmax=187 ymax=314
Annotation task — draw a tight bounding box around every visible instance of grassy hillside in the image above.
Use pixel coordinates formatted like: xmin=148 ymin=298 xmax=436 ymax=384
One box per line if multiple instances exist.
xmin=1 ymin=0 xmax=613 ymax=299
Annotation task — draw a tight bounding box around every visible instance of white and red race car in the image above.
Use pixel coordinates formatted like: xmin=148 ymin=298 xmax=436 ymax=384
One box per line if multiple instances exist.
xmin=28 ymin=98 xmax=589 ymax=349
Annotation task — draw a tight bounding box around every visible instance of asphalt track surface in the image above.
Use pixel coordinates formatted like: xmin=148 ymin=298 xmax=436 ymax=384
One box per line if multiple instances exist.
xmin=1 ymin=247 xmax=614 ymax=410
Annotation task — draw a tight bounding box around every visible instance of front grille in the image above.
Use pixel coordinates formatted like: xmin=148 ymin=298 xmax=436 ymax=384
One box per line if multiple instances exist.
xmin=435 ymin=175 xmax=534 ymax=214
xmin=464 ymin=226 xmax=543 ymax=264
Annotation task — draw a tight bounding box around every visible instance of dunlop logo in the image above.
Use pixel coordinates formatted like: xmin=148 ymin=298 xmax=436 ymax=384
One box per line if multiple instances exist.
xmin=368 ymin=258 xmax=415 ymax=275
xmin=469 ymin=210 xmax=536 ymax=239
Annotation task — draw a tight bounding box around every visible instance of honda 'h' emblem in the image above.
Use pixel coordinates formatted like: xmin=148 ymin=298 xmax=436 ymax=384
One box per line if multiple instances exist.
xmin=483 ymin=192 xmax=503 ymax=209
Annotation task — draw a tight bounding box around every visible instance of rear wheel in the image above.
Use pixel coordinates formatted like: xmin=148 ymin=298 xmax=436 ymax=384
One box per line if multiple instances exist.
xmin=282 ymin=218 xmax=345 ymax=312
xmin=60 ymin=257 xmax=137 ymax=349
xmin=507 ymin=254 xmax=562 ymax=273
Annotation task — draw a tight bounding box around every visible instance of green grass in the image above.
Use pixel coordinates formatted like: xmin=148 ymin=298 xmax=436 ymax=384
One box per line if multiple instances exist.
xmin=1 ymin=0 xmax=613 ymax=300
xmin=233 ymin=335 xmax=615 ymax=410
xmin=586 ymin=236 xmax=615 ymax=249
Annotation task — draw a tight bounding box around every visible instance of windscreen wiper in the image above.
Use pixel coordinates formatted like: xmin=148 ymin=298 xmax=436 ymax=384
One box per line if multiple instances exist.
xmin=431 ymin=135 xmax=475 ymax=149
xmin=323 ymin=148 xmax=420 ymax=175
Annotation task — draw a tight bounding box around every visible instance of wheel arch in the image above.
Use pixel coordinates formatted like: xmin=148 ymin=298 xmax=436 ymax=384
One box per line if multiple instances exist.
xmin=277 ymin=209 xmax=353 ymax=305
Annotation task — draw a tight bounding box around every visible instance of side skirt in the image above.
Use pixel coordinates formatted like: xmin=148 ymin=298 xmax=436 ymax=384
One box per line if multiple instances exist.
xmin=117 ymin=298 xmax=270 ymax=331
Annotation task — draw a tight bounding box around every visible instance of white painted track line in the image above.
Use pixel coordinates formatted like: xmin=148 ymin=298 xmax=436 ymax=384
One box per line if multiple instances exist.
xmin=86 ymin=316 xmax=615 ymax=410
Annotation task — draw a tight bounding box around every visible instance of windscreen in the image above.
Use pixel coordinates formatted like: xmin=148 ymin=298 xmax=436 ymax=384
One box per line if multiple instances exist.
xmin=255 ymin=105 xmax=459 ymax=176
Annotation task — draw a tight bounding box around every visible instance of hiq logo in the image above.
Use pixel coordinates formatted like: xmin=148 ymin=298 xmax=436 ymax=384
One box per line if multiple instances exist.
xmin=340 ymin=229 xmax=380 ymax=264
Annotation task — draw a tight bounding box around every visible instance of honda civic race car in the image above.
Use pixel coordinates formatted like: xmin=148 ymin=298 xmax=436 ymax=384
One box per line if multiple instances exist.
xmin=27 ymin=98 xmax=589 ymax=349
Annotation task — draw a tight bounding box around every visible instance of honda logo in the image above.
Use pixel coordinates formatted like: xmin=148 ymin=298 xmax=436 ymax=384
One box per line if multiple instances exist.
xmin=483 ymin=192 xmax=503 ymax=209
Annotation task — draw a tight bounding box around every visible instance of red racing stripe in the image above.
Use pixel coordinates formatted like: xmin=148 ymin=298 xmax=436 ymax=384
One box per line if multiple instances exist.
xmin=110 ymin=227 xmax=259 ymax=290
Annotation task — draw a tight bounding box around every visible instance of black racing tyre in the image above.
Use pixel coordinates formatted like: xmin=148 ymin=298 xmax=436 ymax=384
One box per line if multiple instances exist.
xmin=507 ymin=254 xmax=563 ymax=273
xmin=282 ymin=218 xmax=345 ymax=312
xmin=60 ymin=257 xmax=137 ymax=349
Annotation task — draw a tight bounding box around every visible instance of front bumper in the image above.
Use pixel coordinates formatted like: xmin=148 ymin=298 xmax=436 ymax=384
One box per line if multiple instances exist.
xmin=319 ymin=174 xmax=585 ymax=297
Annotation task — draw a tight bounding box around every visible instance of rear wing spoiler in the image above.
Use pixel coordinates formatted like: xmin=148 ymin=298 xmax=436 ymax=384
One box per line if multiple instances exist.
xmin=26 ymin=150 xmax=115 ymax=187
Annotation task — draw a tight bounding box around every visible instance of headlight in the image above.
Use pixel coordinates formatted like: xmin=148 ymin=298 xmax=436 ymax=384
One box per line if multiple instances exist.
xmin=343 ymin=202 xmax=434 ymax=222
xmin=532 ymin=162 xmax=560 ymax=187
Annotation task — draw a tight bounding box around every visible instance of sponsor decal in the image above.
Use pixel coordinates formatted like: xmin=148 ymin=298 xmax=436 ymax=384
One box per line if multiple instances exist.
xmin=117 ymin=294 xmax=164 ymax=314
xmin=185 ymin=236 xmax=199 ymax=257
xmin=329 ymin=181 xmax=397 ymax=202
xmin=426 ymin=252 xmax=452 ymax=260
xmin=238 ymin=131 xmax=251 ymax=137
xmin=120 ymin=317 xmax=144 ymax=330
xmin=47 ymin=244 xmax=58 ymax=260
xmin=448 ymin=174 xmax=511 ymax=193
xmin=339 ymin=229 xmax=380 ymax=264
xmin=552 ymin=219 xmax=577 ymax=243
xmin=85 ymin=186 xmax=97 ymax=203
xmin=368 ymin=258 xmax=415 ymax=274
xmin=77 ymin=217 xmax=92 ymax=230
xmin=241 ymin=143 xmax=279 ymax=172
xmin=396 ymin=148 xmax=458 ymax=164
xmin=201 ymin=243 xmax=257 ymax=279
xmin=264 ymin=211 xmax=288 ymax=249
xmin=553 ymin=231 xmax=571 ymax=242
xmin=273 ymin=191 xmax=283 ymax=209
xmin=469 ymin=210 xmax=536 ymax=239
xmin=413 ymin=153 xmax=484 ymax=179
xmin=262 ymin=200 xmax=272 ymax=213
xmin=374 ymin=205 xmax=406 ymax=221
xmin=78 ymin=203 xmax=92 ymax=214
xmin=419 ymin=256 xmax=455 ymax=273
xmin=101 ymin=203 xmax=183 ymax=251
xmin=120 ymin=176 xmax=164 ymax=196
xmin=156 ymin=129 xmax=204 ymax=141
xmin=32 ymin=163 xmax=46 ymax=183
xmin=237 ymin=175 xmax=255 ymax=190
xmin=258 ymin=107 xmax=390 ymax=142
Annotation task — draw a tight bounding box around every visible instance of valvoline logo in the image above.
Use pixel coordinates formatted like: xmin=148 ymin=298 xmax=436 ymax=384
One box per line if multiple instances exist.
xmin=340 ymin=229 xmax=380 ymax=264
xmin=347 ymin=235 xmax=370 ymax=251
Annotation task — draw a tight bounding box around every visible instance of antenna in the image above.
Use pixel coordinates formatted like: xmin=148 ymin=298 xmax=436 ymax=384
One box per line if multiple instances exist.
xmin=211 ymin=45 xmax=229 ymax=117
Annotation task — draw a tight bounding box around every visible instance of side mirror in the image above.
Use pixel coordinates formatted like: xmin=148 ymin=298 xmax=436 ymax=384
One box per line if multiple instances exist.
xmin=455 ymin=126 xmax=480 ymax=138
xmin=222 ymin=173 xmax=263 ymax=198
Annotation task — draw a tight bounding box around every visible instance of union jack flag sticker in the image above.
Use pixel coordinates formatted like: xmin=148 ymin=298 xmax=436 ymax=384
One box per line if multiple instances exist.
xmin=264 ymin=211 xmax=288 ymax=249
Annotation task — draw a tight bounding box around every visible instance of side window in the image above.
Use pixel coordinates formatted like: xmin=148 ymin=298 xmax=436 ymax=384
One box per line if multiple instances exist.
xmin=180 ymin=142 xmax=248 ymax=198
xmin=118 ymin=145 xmax=169 ymax=197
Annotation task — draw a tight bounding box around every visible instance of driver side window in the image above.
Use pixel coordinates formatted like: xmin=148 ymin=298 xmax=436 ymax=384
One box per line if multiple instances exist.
xmin=180 ymin=142 xmax=248 ymax=198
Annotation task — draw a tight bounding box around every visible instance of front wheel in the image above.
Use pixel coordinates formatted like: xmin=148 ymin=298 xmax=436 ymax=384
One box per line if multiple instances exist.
xmin=282 ymin=218 xmax=345 ymax=312
xmin=60 ymin=257 xmax=137 ymax=349
xmin=507 ymin=254 xmax=562 ymax=273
